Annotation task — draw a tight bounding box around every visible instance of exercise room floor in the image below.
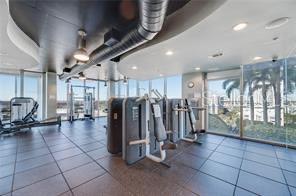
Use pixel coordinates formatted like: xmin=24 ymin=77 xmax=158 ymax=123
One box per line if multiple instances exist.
xmin=0 ymin=118 xmax=296 ymax=196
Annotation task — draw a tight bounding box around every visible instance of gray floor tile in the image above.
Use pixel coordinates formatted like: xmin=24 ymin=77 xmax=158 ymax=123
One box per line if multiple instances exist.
xmin=15 ymin=154 xmax=54 ymax=173
xmin=52 ymin=147 xmax=83 ymax=161
xmin=79 ymin=142 xmax=105 ymax=152
xmin=245 ymin=145 xmax=276 ymax=157
xmin=209 ymin=151 xmax=242 ymax=168
xmin=200 ymin=134 xmax=224 ymax=144
xmin=16 ymin=147 xmax=50 ymax=162
xmin=48 ymin=142 xmax=76 ymax=153
xmin=13 ymin=162 xmax=60 ymax=190
xmin=244 ymin=151 xmax=280 ymax=168
xmin=200 ymin=160 xmax=239 ymax=184
xmin=198 ymin=142 xmax=218 ymax=151
xmin=0 ymin=148 xmax=16 ymax=158
xmin=17 ymin=142 xmax=47 ymax=153
xmin=216 ymin=145 xmax=244 ymax=158
xmin=279 ymin=159 xmax=296 ymax=173
xmin=173 ymin=152 xmax=206 ymax=170
xmin=275 ymin=147 xmax=296 ymax=163
xmin=237 ymin=171 xmax=290 ymax=196
xmin=0 ymin=164 xmax=15 ymax=178
xmin=57 ymin=153 xmax=93 ymax=172
xmin=290 ymin=186 xmax=296 ymax=196
xmin=241 ymin=159 xmax=286 ymax=183
xmin=0 ymin=175 xmax=13 ymax=195
xmin=87 ymin=147 xmax=111 ymax=160
xmin=0 ymin=154 xmax=16 ymax=166
xmin=12 ymin=174 xmax=69 ymax=196
xmin=234 ymin=187 xmax=257 ymax=196
xmin=184 ymin=171 xmax=235 ymax=196
xmin=153 ymin=161 xmax=196 ymax=186
xmin=221 ymin=138 xmax=247 ymax=150
xmin=63 ymin=162 xmax=106 ymax=188
xmin=185 ymin=145 xmax=213 ymax=159
xmin=72 ymin=173 xmax=131 ymax=196
xmin=283 ymin=170 xmax=296 ymax=188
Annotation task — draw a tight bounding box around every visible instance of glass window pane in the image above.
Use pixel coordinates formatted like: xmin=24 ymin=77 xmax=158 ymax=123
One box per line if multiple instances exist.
xmin=0 ymin=73 xmax=18 ymax=122
xmin=138 ymin=80 xmax=149 ymax=96
xmin=286 ymin=58 xmax=296 ymax=146
xmin=167 ymin=75 xmax=182 ymax=98
xmin=24 ymin=73 xmax=42 ymax=120
xmin=151 ymin=78 xmax=164 ymax=97
xmin=242 ymin=60 xmax=286 ymax=144
xmin=56 ymin=77 xmax=68 ymax=120
xmin=128 ymin=79 xmax=137 ymax=97
xmin=85 ymin=80 xmax=98 ymax=117
xmin=208 ymin=78 xmax=240 ymax=136
xmin=99 ymin=81 xmax=108 ymax=116
xmin=118 ymin=81 xmax=127 ymax=97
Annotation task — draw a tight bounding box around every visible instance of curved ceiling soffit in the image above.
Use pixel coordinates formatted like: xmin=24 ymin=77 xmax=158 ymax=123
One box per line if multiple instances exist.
xmin=0 ymin=0 xmax=39 ymax=71
xmin=120 ymin=0 xmax=227 ymax=60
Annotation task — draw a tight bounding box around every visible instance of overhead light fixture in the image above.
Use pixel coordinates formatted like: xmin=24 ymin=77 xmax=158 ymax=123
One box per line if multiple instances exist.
xmin=73 ymin=29 xmax=89 ymax=62
xmin=65 ymin=78 xmax=71 ymax=83
xmin=159 ymin=73 xmax=163 ymax=77
xmin=265 ymin=17 xmax=289 ymax=30
xmin=123 ymin=76 xmax=128 ymax=84
xmin=78 ymin=72 xmax=86 ymax=80
xmin=253 ymin=56 xmax=262 ymax=61
xmin=233 ymin=22 xmax=248 ymax=31
xmin=209 ymin=52 xmax=223 ymax=59
xmin=195 ymin=67 xmax=201 ymax=71
xmin=131 ymin=66 xmax=138 ymax=70
xmin=165 ymin=50 xmax=173 ymax=56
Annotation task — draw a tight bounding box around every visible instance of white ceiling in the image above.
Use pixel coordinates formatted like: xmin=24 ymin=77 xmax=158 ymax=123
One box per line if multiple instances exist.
xmin=118 ymin=0 xmax=296 ymax=80
xmin=0 ymin=0 xmax=39 ymax=72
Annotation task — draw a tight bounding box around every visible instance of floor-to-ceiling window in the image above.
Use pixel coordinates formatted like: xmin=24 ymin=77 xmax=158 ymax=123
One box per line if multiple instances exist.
xmin=128 ymin=79 xmax=137 ymax=97
xmin=85 ymin=80 xmax=99 ymax=117
xmin=56 ymin=77 xmax=68 ymax=120
xmin=207 ymin=70 xmax=241 ymax=136
xmin=138 ymin=80 xmax=149 ymax=96
xmin=24 ymin=72 xmax=42 ymax=120
xmin=285 ymin=58 xmax=296 ymax=145
xmin=0 ymin=73 xmax=20 ymax=122
xmin=166 ymin=75 xmax=182 ymax=98
xmin=207 ymin=79 xmax=240 ymax=136
xmin=98 ymin=81 xmax=108 ymax=116
xmin=242 ymin=61 xmax=282 ymax=142
xmin=151 ymin=78 xmax=164 ymax=97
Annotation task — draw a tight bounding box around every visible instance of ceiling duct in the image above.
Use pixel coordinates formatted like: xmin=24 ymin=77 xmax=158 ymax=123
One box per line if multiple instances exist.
xmin=59 ymin=0 xmax=169 ymax=80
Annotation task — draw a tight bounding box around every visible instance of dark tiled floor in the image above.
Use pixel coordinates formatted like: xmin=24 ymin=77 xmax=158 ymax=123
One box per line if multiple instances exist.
xmin=0 ymin=118 xmax=295 ymax=196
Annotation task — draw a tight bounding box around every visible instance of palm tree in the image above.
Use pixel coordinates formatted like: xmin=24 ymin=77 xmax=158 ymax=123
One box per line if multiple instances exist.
xmin=222 ymin=69 xmax=257 ymax=125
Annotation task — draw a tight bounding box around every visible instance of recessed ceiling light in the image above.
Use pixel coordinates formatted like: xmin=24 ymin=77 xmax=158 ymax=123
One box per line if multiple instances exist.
xmin=233 ymin=22 xmax=248 ymax=31
xmin=165 ymin=50 xmax=173 ymax=56
xmin=195 ymin=67 xmax=201 ymax=71
xmin=131 ymin=66 xmax=138 ymax=70
xmin=265 ymin=17 xmax=289 ymax=30
xmin=159 ymin=73 xmax=163 ymax=77
xmin=253 ymin=56 xmax=262 ymax=61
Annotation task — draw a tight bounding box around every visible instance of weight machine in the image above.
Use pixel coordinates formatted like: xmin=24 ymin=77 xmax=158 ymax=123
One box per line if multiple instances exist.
xmin=69 ymin=85 xmax=95 ymax=122
xmin=0 ymin=97 xmax=61 ymax=136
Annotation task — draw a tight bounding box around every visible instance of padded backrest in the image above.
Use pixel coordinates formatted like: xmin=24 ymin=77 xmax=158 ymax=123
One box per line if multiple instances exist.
xmin=151 ymin=103 xmax=167 ymax=142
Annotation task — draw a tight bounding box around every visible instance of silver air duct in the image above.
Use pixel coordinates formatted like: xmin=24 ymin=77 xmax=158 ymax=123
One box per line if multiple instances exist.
xmin=60 ymin=0 xmax=169 ymax=80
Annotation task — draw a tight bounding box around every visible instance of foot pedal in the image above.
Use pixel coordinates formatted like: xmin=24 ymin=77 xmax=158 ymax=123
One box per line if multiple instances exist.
xmin=162 ymin=143 xmax=177 ymax=150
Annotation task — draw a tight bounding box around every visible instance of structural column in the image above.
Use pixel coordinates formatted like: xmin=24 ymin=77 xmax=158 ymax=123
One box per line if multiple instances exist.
xmin=42 ymin=72 xmax=57 ymax=119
